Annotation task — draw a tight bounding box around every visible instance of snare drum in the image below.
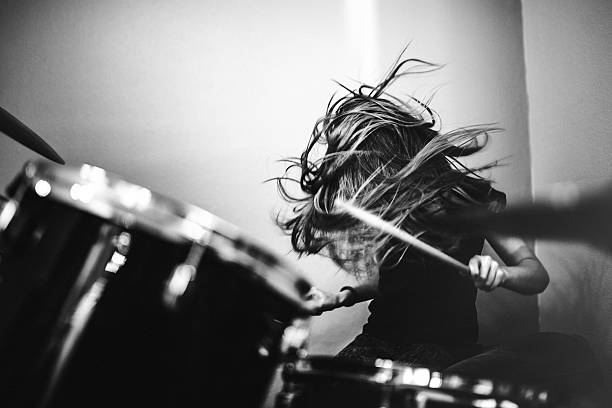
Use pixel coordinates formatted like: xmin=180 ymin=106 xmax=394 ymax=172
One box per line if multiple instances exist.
xmin=275 ymin=355 xmax=550 ymax=408
xmin=0 ymin=161 xmax=312 ymax=408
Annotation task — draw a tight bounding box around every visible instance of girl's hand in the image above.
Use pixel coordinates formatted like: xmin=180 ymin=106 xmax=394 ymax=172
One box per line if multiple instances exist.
xmin=469 ymin=255 xmax=508 ymax=292
xmin=303 ymin=286 xmax=351 ymax=315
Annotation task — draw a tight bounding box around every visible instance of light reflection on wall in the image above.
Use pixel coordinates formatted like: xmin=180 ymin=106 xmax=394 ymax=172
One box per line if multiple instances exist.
xmin=344 ymin=0 xmax=379 ymax=84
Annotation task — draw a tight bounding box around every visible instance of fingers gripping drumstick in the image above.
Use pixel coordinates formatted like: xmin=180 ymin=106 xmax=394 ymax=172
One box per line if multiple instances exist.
xmin=334 ymin=198 xmax=471 ymax=277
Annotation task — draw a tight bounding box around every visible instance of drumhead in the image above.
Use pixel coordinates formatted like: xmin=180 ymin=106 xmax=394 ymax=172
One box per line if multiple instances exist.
xmin=283 ymin=355 xmax=550 ymax=406
xmin=8 ymin=160 xmax=313 ymax=312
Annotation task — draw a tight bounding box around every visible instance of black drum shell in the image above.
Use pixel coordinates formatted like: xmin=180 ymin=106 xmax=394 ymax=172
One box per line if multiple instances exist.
xmin=0 ymin=185 xmax=309 ymax=408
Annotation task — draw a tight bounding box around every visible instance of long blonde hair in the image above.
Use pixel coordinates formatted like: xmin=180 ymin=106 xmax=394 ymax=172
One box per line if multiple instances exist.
xmin=273 ymin=58 xmax=501 ymax=279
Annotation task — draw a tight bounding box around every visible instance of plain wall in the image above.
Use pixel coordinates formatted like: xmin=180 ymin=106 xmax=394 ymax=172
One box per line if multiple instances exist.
xmin=0 ymin=1 xmax=536 ymax=405
xmin=522 ymin=0 xmax=612 ymax=387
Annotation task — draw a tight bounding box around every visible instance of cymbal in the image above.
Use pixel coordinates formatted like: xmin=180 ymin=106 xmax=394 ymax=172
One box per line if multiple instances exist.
xmin=0 ymin=105 xmax=65 ymax=164
xmin=436 ymin=182 xmax=612 ymax=253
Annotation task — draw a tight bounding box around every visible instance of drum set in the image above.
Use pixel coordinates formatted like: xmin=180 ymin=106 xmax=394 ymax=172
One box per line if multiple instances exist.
xmin=0 ymin=107 xmax=554 ymax=407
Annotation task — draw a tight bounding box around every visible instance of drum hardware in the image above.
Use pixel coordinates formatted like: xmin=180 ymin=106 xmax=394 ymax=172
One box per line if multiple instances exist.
xmin=275 ymin=355 xmax=551 ymax=408
xmin=106 ymin=231 xmax=131 ymax=273
xmin=280 ymin=318 xmax=311 ymax=359
xmin=413 ymin=389 xmax=456 ymax=408
xmin=0 ymin=105 xmax=64 ymax=164
xmin=162 ymin=263 xmax=197 ymax=309
xmin=162 ymin=243 xmax=206 ymax=309
xmin=39 ymin=225 xmax=129 ymax=407
xmin=0 ymin=196 xmax=17 ymax=232
xmin=0 ymin=160 xmax=314 ymax=408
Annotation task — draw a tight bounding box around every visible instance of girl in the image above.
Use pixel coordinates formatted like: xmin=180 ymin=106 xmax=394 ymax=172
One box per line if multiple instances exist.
xmin=274 ymin=57 xmax=549 ymax=369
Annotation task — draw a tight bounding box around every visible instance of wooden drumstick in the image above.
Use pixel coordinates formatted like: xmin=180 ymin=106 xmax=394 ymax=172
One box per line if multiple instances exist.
xmin=334 ymin=198 xmax=471 ymax=276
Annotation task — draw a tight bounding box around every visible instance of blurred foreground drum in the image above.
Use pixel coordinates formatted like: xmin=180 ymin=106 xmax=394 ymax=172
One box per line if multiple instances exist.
xmin=0 ymin=161 xmax=312 ymax=408
xmin=275 ymin=355 xmax=550 ymax=408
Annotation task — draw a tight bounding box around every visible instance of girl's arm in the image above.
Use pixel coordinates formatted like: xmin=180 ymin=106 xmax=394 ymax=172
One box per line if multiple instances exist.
xmin=304 ymin=275 xmax=379 ymax=315
xmin=469 ymin=234 xmax=549 ymax=295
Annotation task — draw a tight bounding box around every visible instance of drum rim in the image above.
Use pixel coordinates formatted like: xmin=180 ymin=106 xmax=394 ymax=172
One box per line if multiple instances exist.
xmin=11 ymin=160 xmax=314 ymax=312
xmin=284 ymin=355 xmax=550 ymax=406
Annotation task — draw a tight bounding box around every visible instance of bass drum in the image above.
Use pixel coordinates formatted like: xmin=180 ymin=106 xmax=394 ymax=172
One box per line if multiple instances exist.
xmin=275 ymin=355 xmax=551 ymax=408
xmin=0 ymin=160 xmax=312 ymax=408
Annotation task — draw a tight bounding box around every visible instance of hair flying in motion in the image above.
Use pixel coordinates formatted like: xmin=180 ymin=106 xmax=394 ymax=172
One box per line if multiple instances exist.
xmin=272 ymin=56 xmax=503 ymax=279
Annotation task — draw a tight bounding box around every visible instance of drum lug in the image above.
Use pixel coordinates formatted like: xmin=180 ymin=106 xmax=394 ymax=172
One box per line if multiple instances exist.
xmin=0 ymin=197 xmax=18 ymax=257
xmin=0 ymin=197 xmax=17 ymax=232
xmin=280 ymin=318 xmax=310 ymax=359
xmin=257 ymin=339 xmax=273 ymax=358
xmin=162 ymin=244 xmax=205 ymax=309
xmin=162 ymin=264 xmax=196 ymax=309
xmin=414 ymin=390 xmax=459 ymax=408
xmin=104 ymin=232 xmax=131 ymax=273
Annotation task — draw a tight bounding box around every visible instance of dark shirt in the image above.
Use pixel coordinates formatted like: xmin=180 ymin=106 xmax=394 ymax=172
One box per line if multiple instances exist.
xmin=362 ymin=189 xmax=506 ymax=345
